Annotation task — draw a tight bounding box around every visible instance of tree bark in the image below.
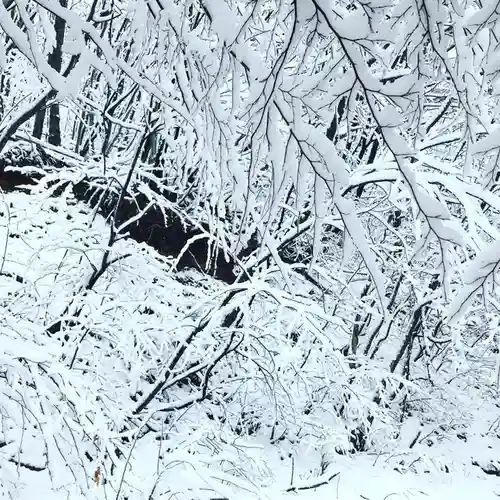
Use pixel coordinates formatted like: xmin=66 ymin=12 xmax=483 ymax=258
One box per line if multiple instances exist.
xmin=31 ymin=0 xmax=67 ymax=144
xmin=47 ymin=0 xmax=67 ymax=146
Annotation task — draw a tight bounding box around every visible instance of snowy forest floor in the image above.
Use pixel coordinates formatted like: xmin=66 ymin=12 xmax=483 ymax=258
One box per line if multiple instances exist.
xmin=1 ymin=190 xmax=500 ymax=500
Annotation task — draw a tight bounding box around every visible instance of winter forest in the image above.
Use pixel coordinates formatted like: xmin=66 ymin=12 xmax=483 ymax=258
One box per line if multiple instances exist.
xmin=2 ymin=0 xmax=500 ymax=498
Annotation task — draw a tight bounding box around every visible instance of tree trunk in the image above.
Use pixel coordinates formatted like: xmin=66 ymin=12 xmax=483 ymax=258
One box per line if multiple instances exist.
xmin=33 ymin=108 xmax=45 ymax=139
xmin=32 ymin=0 xmax=67 ymax=145
xmin=46 ymin=0 xmax=67 ymax=146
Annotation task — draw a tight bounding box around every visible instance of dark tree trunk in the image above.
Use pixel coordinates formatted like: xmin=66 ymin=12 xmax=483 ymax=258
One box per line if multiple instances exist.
xmin=33 ymin=108 xmax=45 ymax=139
xmin=46 ymin=0 xmax=67 ymax=146
xmin=32 ymin=0 xmax=67 ymax=145
xmin=48 ymin=104 xmax=62 ymax=146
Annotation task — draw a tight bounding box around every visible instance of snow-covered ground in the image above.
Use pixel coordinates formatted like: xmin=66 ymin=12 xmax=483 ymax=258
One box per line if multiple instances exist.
xmin=1 ymin=191 xmax=499 ymax=500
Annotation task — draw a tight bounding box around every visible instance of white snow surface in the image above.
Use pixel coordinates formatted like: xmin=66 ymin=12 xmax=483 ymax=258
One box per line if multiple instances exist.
xmin=0 ymin=191 xmax=499 ymax=500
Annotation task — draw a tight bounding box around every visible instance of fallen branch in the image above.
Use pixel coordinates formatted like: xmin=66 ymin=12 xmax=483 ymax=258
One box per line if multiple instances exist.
xmin=8 ymin=458 xmax=46 ymax=471
xmin=285 ymin=471 xmax=339 ymax=493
